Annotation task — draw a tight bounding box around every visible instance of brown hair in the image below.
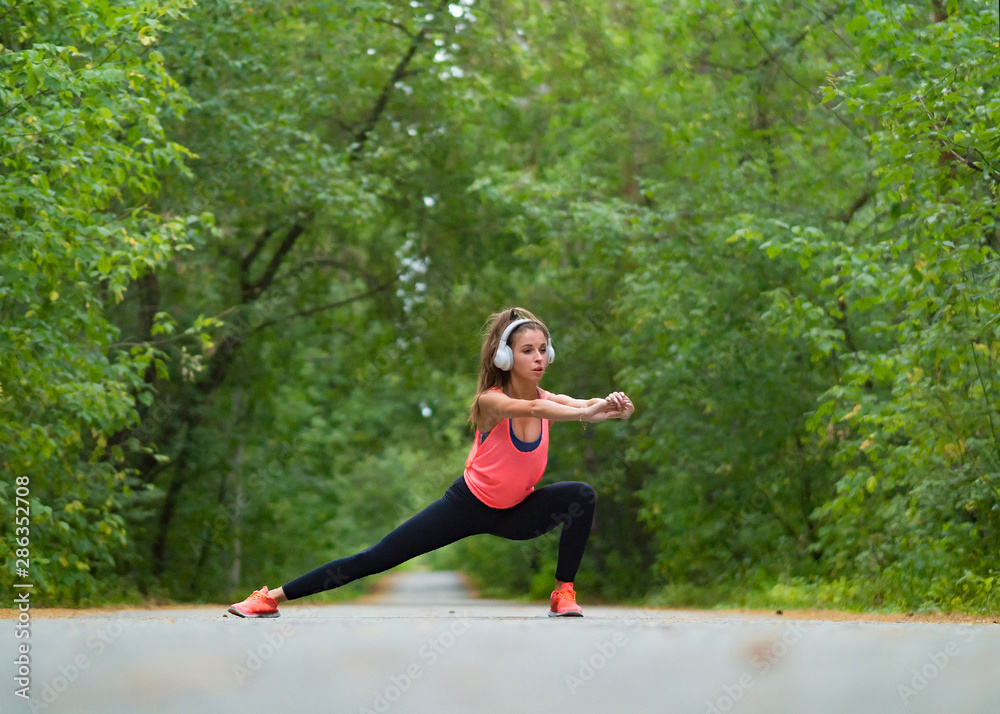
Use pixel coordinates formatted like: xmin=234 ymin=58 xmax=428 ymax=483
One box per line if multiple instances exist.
xmin=468 ymin=307 xmax=551 ymax=426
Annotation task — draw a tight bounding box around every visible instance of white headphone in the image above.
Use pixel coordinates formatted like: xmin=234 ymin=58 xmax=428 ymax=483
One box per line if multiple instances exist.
xmin=493 ymin=318 xmax=555 ymax=371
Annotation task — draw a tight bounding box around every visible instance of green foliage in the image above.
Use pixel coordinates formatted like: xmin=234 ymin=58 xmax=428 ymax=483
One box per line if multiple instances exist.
xmin=9 ymin=0 xmax=1000 ymax=614
xmin=0 ymin=0 xmax=208 ymax=602
xmin=614 ymin=0 xmax=1000 ymax=611
xmin=788 ymin=0 xmax=1000 ymax=610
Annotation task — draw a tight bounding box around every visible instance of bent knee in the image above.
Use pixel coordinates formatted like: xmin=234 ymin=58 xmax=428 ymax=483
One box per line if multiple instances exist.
xmin=573 ymin=482 xmax=596 ymax=506
xmin=559 ymin=481 xmax=595 ymax=514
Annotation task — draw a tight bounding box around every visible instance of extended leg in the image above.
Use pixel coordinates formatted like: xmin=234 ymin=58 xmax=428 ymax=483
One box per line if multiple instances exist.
xmin=280 ymin=490 xmax=490 ymax=601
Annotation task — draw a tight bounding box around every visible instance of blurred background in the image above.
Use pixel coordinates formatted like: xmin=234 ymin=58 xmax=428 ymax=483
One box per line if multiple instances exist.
xmin=2 ymin=0 xmax=999 ymax=613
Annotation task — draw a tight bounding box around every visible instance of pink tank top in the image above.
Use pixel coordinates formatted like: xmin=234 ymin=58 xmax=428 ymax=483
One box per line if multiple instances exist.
xmin=463 ymin=388 xmax=550 ymax=509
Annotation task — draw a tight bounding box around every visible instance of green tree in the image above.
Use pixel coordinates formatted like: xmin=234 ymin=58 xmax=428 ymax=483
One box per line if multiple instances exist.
xmin=0 ymin=0 xmax=206 ymax=602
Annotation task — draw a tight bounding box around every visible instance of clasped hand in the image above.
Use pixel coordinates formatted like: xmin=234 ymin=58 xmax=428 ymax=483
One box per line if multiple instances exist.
xmin=583 ymin=391 xmax=635 ymax=423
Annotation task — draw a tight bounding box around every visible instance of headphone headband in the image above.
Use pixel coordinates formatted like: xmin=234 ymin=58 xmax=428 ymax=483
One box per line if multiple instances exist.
xmin=497 ymin=318 xmax=534 ymax=351
xmin=493 ymin=318 xmax=555 ymax=371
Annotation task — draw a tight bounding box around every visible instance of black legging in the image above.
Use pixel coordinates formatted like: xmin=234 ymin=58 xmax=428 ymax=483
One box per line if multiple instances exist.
xmin=281 ymin=476 xmax=596 ymax=601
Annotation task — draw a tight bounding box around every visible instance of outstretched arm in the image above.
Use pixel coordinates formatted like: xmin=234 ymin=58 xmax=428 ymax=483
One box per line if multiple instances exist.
xmin=550 ymin=391 xmax=634 ymax=420
xmin=547 ymin=393 xmax=603 ymax=409
xmin=476 ymin=390 xmax=634 ymax=433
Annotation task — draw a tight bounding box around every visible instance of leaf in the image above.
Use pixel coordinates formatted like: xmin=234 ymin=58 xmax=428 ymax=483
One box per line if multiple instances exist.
xmin=845 ymin=15 xmax=869 ymax=33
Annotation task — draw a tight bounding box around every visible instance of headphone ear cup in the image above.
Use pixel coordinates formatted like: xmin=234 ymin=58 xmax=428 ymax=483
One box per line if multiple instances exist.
xmin=494 ymin=345 xmax=513 ymax=371
xmin=547 ymin=344 xmax=555 ymax=364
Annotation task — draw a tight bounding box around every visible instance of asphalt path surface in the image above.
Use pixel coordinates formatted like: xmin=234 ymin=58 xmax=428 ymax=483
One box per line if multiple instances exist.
xmin=3 ymin=571 xmax=999 ymax=714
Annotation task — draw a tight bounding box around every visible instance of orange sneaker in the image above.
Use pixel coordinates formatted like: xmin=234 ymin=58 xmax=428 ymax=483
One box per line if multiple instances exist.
xmin=228 ymin=586 xmax=280 ymax=618
xmin=549 ymin=582 xmax=584 ymax=617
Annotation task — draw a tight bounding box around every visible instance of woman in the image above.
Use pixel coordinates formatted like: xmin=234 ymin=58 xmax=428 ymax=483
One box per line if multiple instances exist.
xmin=228 ymin=307 xmax=634 ymax=618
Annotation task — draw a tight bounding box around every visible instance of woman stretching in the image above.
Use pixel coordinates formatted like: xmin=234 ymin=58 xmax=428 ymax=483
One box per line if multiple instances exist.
xmin=227 ymin=307 xmax=634 ymax=618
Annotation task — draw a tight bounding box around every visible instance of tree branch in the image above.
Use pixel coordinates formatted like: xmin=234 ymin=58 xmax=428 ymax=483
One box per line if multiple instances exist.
xmin=351 ymin=0 xmax=448 ymax=159
xmin=694 ymin=3 xmax=848 ymax=76
xmin=374 ymin=17 xmax=416 ymax=39
xmin=239 ymin=227 xmax=273 ymax=275
xmin=243 ymin=221 xmax=308 ymax=300
xmin=840 ymin=187 xmax=872 ymax=224
xmin=251 ymin=278 xmax=398 ymax=334
xmin=913 ymin=95 xmax=997 ymax=176
xmin=732 ymin=0 xmax=864 ymax=143
xmin=279 ymin=257 xmax=380 ymax=285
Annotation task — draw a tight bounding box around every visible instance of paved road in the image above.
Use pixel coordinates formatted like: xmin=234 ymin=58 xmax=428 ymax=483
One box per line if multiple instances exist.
xmin=3 ymin=571 xmax=999 ymax=714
